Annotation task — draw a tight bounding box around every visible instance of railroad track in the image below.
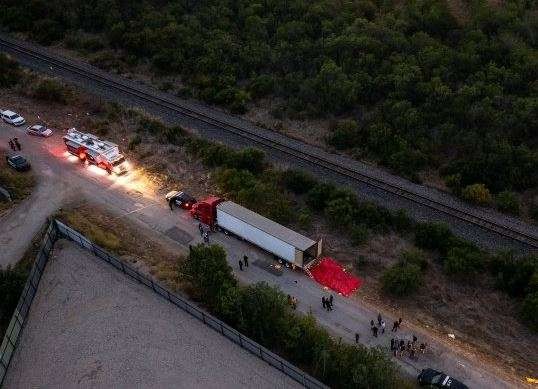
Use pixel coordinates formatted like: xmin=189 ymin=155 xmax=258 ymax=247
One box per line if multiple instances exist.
xmin=2 ymin=36 xmax=537 ymax=249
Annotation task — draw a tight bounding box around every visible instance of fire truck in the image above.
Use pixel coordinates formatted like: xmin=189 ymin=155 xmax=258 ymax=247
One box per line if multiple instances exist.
xmin=63 ymin=128 xmax=129 ymax=175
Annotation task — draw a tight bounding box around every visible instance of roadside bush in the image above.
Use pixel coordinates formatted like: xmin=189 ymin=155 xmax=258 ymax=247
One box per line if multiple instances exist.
xmin=160 ymin=126 xmax=185 ymax=145
xmin=443 ymin=246 xmax=485 ymax=278
xmin=0 ymin=266 xmax=26 ymax=336
xmin=179 ymin=244 xmax=237 ymax=314
xmin=350 ymin=225 xmax=369 ymax=246
xmin=382 ymin=262 xmax=422 ymax=297
xmin=128 ymin=135 xmax=142 ymax=150
xmin=325 ymin=197 xmax=358 ymax=228
xmin=306 ymin=182 xmax=336 ymax=210
xmin=232 ymin=148 xmax=265 ymax=174
xmin=401 ymin=248 xmax=428 ymax=271
xmin=30 ymin=78 xmax=72 ymax=104
xmin=520 ymin=292 xmax=538 ymax=332
xmin=0 ymin=53 xmax=22 ymax=88
xmin=297 ymin=208 xmax=312 ymax=230
xmin=354 ymin=201 xmax=391 ymax=232
xmin=495 ymin=191 xmax=520 ymax=215
xmin=414 ymin=222 xmax=454 ymax=254
xmin=490 ymin=252 xmax=537 ymax=297
xmin=248 ymin=74 xmax=274 ymax=98
xmin=461 ymin=183 xmax=493 ymax=205
xmin=326 ymin=119 xmax=360 ymax=150
xmin=391 ymin=209 xmax=413 ymax=232
xmin=282 ymin=170 xmax=316 ymax=194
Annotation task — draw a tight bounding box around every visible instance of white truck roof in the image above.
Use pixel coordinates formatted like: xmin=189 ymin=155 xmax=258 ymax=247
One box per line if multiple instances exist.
xmin=64 ymin=128 xmax=122 ymax=160
xmin=217 ymin=201 xmax=317 ymax=251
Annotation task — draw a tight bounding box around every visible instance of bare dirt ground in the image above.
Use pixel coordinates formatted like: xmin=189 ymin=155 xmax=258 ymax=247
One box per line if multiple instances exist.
xmin=2 ymin=84 xmax=536 ymax=385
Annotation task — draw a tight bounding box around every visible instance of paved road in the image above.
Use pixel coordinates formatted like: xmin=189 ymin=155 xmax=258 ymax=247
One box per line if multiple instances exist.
xmin=0 ymin=124 xmax=523 ymax=388
xmin=1 ymin=33 xmax=537 ymax=254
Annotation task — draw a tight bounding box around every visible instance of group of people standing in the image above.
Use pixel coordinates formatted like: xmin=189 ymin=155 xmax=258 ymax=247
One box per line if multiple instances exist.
xmin=8 ymin=137 xmax=21 ymax=151
xmin=391 ymin=335 xmax=427 ymax=360
xmin=321 ymin=294 xmax=334 ymax=311
xmin=370 ymin=312 xmax=389 ymax=337
xmin=238 ymin=254 xmax=249 ymax=270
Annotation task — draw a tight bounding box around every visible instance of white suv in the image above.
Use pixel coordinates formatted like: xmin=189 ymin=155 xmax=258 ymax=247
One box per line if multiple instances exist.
xmin=1 ymin=110 xmax=26 ymax=126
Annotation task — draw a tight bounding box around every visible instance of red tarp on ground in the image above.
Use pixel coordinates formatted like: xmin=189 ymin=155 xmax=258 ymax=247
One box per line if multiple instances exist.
xmin=309 ymin=257 xmax=362 ymax=296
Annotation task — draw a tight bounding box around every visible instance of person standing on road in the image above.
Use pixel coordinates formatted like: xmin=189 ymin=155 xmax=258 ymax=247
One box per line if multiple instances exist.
xmin=377 ymin=312 xmax=382 ymax=326
xmin=169 ymin=198 xmax=174 ymax=211
xmin=398 ymin=317 xmax=402 ymax=327
xmin=203 ymin=231 xmax=209 ymax=244
xmin=243 ymin=255 xmax=249 ymax=268
xmin=392 ymin=320 xmax=399 ymax=332
xmin=380 ymin=320 xmax=385 ymax=334
xmin=329 ymin=294 xmax=334 ymax=307
xmin=239 ymin=259 xmax=243 ymax=271
xmin=198 ymin=223 xmax=203 ymax=236
xmin=372 ymin=326 xmax=378 ymax=337
xmin=355 ymin=333 xmax=360 ymax=344
xmin=8 ymin=139 xmax=15 ymax=151
xmin=14 ymin=138 xmax=21 ymax=151
xmin=322 ymin=296 xmax=326 ymax=309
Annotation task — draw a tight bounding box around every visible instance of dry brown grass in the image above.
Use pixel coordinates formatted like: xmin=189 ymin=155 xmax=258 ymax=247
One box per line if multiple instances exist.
xmin=55 ymin=203 xmax=185 ymax=290
xmin=0 ymin=154 xmax=36 ymax=212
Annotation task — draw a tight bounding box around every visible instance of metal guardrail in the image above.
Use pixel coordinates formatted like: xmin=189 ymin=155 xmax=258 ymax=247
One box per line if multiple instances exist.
xmin=0 ymin=221 xmax=57 ymax=387
xmin=0 ymin=220 xmax=326 ymax=389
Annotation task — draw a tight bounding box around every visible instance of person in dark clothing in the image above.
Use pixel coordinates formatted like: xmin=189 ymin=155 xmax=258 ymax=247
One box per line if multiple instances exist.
xmin=355 ymin=333 xmax=360 ymax=343
xmin=392 ymin=321 xmax=399 ymax=332
xmin=203 ymin=231 xmax=209 ymax=243
xmin=398 ymin=317 xmax=402 ymax=326
xmin=412 ymin=335 xmax=417 ymax=344
xmin=377 ymin=313 xmax=382 ymax=326
xmin=243 ymin=255 xmax=249 ymax=267
xmin=390 ymin=338 xmax=395 ymax=350
xmin=169 ymin=198 xmax=174 ymax=211
xmin=322 ymin=296 xmax=326 ymax=309
xmin=8 ymin=139 xmax=15 ymax=151
xmin=329 ymin=294 xmax=334 ymax=306
xmin=239 ymin=260 xmax=243 ymax=271
xmin=372 ymin=326 xmax=378 ymax=337
xmin=14 ymin=138 xmax=21 ymax=151
xmin=370 ymin=319 xmax=375 ymax=327
xmin=198 ymin=223 xmax=203 ymax=236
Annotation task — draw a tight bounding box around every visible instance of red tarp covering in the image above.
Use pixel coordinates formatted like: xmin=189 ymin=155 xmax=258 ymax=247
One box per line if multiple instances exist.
xmin=309 ymin=257 xmax=362 ymax=296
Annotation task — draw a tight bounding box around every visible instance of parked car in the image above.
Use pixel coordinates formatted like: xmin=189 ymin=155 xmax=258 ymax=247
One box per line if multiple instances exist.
xmin=165 ymin=190 xmax=196 ymax=209
xmin=1 ymin=110 xmax=26 ymax=126
xmin=418 ymin=369 xmax=468 ymax=389
xmin=27 ymin=124 xmax=53 ymax=137
xmin=5 ymin=155 xmax=31 ymax=171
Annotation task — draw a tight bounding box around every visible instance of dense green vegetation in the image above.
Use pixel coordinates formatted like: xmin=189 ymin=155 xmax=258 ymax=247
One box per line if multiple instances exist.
xmin=0 ymin=266 xmax=27 ymax=338
xmin=180 ymin=244 xmax=406 ymax=388
xmin=1 ymin=0 xmax=537 ymax=195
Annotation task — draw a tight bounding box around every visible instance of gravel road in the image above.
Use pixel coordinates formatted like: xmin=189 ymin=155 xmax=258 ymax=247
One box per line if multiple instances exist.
xmin=1 ymin=34 xmax=536 ymax=254
xmin=0 ymin=119 xmax=529 ymax=387
xmin=3 ymin=241 xmax=301 ymax=389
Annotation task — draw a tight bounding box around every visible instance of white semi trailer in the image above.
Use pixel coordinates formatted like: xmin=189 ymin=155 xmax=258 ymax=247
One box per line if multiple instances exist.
xmin=215 ymin=201 xmax=322 ymax=268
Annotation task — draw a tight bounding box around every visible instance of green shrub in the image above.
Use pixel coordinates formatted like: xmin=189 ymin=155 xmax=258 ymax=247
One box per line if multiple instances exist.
xmin=382 ymin=262 xmax=422 ymax=296
xmin=355 ymin=201 xmax=390 ymax=232
xmin=415 ymin=222 xmax=454 ymax=254
xmin=444 ymin=246 xmax=485 ymax=277
xmin=297 ymin=209 xmax=312 ymax=230
xmin=161 ymin=126 xmax=185 ymax=145
xmin=444 ymin=173 xmax=462 ymax=195
xmin=128 ymin=135 xmax=142 ymax=150
xmin=0 ymin=266 xmax=27 ymax=336
xmin=0 ymin=53 xmax=22 ymax=88
xmin=325 ymin=197 xmax=358 ymax=228
xmin=401 ymin=248 xmax=428 ymax=271
xmin=520 ymin=292 xmax=538 ymax=332
xmin=179 ymin=244 xmax=237 ymax=313
xmin=232 ymin=148 xmax=265 ymax=174
xmin=306 ymin=182 xmax=336 ymax=210
xmin=350 ymin=225 xmax=369 ymax=246
xmin=282 ymin=170 xmax=316 ymax=194
xmin=490 ymin=252 xmax=537 ymax=297
xmin=495 ymin=191 xmax=520 ymax=215
xmin=391 ymin=209 xmax=413 ymax=232
xmin=248 ymin=74 xmax=274 ymax=98
xmin=326 ymin=119 xmax=360 ymax=150
xmin=461 ymin=183 xmax=493 ymax=205
xmin=30 ymin=78 xmax=72 ymax=104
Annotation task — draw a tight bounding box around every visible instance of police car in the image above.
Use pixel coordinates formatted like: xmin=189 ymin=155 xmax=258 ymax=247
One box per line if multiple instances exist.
xmin=418 ymin=369 xmax=468 ymax=389
xmin=165 ymin=190 xmax=196 ymax=210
